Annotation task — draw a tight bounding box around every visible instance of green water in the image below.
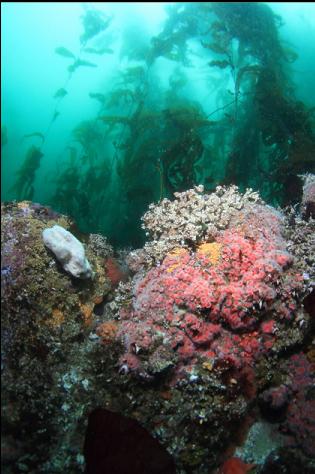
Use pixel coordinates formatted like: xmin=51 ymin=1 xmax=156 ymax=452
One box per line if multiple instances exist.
xmin=1 ymin=2 xmax=315 ymax=247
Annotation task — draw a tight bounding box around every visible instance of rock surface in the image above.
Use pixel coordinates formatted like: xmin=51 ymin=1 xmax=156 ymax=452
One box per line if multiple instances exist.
xmin=1 ymin=189 xmax=314 ymax=474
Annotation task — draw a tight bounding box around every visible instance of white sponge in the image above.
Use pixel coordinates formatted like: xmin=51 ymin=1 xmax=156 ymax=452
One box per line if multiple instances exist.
xmin=42 ymin=225 xmax=92 ymax=279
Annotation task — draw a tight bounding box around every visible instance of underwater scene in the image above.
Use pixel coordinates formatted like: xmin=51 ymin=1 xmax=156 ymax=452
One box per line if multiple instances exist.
xmin=1 ymin=2 xmax=315 ymax=473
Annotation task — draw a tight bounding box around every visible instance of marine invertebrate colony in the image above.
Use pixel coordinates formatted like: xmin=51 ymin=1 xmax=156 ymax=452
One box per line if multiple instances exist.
xmin=42 ymin=224 xmax=92 ymax=279
xmin=112 ymin=185 xmax=308 ymax=382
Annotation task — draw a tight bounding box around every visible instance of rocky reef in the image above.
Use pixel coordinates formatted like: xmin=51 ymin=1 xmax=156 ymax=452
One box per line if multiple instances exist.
xmin=1 ymin=202 xmax=110 ymax=472
xmin=1 ymin=184 xmax=314 ymax=473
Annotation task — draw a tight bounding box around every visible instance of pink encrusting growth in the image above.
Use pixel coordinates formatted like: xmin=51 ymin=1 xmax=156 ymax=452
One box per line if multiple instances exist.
xmin=116 ymin=201 xmax=304 ymax=380
xmin=134 ymin=229 xmax=297 ymax=331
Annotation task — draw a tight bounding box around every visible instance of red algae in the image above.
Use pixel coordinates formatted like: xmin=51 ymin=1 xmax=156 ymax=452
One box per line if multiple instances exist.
xmin=219 ymin=457 xmax=255 ymax=474
xmin=104 ymin=257 xmax=126 ymax=287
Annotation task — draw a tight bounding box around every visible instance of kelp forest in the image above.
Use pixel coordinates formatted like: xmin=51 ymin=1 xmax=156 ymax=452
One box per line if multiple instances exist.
xmin=2 ymin=3 xmax=315 ymax=247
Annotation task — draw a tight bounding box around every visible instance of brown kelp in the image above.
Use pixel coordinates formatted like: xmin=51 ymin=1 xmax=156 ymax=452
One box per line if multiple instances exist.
xmin=51 ymin=120 xmax=111 ymax=233
xmin=11 ymin=5 xmax=113 ymax=206
xmin=10 ymin=145 xmax=44 ymax=200
xmin=8 ymin=2 xmax=314 ymax=247
xmin=207 ymin=2 xmax=315 ymax=203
